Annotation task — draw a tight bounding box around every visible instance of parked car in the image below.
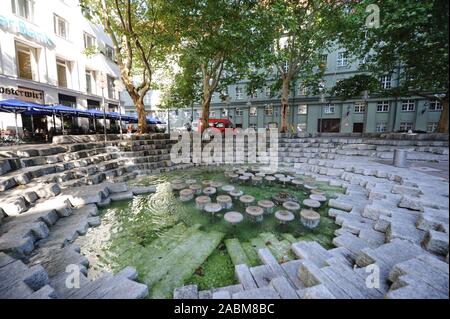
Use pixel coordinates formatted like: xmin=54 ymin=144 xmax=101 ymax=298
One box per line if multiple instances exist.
xmin=198 ymin=118 xmax=237 ymax=134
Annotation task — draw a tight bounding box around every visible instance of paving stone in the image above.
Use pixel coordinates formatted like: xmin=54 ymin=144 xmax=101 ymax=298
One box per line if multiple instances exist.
xmin=26 ymin=285 xmax=57 ymax=299
xmin=356 ymin=239 xmax=426 ymax=270
xmin=422 ymin=230 xmax=449 ymax=256
xmin=298 ymin=284 xmax=335 ymax=299
xmin=298 ymin=260 xmax=350 ymax=298
xmin=232 ymin=287 xmax=280 ymax=299
xmin=212 ymin=290 xmax=231 ymax=299
xmin=292 ymin=241 xmax=332 ymax=268
xmin=391 ymin=185 xmax=423 ymax=197
xmin=386 ymin=274 xmax=447 ymax=299
xmin=332 ymin=233 xmax=376 ymax=259
xmin=235 ymin=264 xmax=258 ymax=290
xmin=386 ymin=222 xmax=425 ymax=245
xmin=173 ymin=284 xmax=198 ymax=299
xmin=398 ymin=195 xmax=424 ymax=211
xmin=389 ymin=256 xmax=448 ymax=295
xmin=328 ymin=199 xmax=353 ymax=212
xmin=269 ymin=276 xmax=298 ymax=299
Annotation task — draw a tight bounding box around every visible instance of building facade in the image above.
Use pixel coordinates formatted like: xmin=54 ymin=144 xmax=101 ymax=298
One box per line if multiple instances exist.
xmin=0 ymin=0 xmax=122 ymax=136
xmin=193 ymin=49 xmax=443 ymax=134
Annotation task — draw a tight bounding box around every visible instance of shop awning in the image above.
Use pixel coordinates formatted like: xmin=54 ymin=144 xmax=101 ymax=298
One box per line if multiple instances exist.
xmin=0 ymin=99 xmax=36 ymax=113
xmin=0 ymin=99 xmax=165 ymax=124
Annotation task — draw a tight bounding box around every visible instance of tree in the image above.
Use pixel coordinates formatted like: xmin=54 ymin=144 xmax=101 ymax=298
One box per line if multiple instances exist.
xmin=80 ymin=0 xmax=177 ymax=133
xmin=165 ymin=0 xmax=272 ymax=132
xmin=247 ymin=0 xmax=339 ymax=133
xmin=332 ymin=0 xmax=449 ymax=132
xmin=330 ymin=74 xmax=379 ymax=100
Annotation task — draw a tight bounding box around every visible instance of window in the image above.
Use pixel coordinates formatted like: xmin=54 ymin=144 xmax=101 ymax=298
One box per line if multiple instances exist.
xmin=380 ymin=75 xmax=392 ymax=89
xmin=248 ymin=124 xmax=257 ymax=130
xmin=337 ymin=52 xmax=348 ymax=67
xmin=377 ymin=101 xmax=390 ymax=112
xmin=235 ymin=108 xmax=243 ymax=116
xmin=319 ymin=54 xmax=328 ymax=68
xmin=105 ymin=45 xmax=115 ymax=61
xmin=265 ymin=104 xmax=273 ymax=116
xmin=399 ymin=122 xmax=413 ymax=131
xmin=209 ymin=111 xmax=216 ymax=118
xmin=107 ymin=75 xmax=115 ymax=99
xmin=265 ymin=87 xmax=271 ymax=97
xmin=401 ymin=99 xmax=415 ymax=112
xmin=54 ymin=14 xmax=69 ymax=39
xmin=56 ymin=59 xmax=69 ymax=88
xmin=85 ymin=70 xmax=95 ymax=94
xmin=376 ymin=122 xmax=387 ymax=133
xmin=222 ymin=108 xmax=228 ymax=117
xmin=12 ymin=0 xmax=34 ymax=21
xmin=354 ymin=102 xmax=366 ymax=113
xmin=298 ymin=104 xmax=308 ymax=115
xmin=323 ymin=104 xmax=335 ymax=114
xmin=427 ymin=122 xmax=438 ymax=133
xmin=84 ymin=32 xmax=96 ymax=49
xmin=429 ymin=100 xmax=443 ymax=111
xmin=283 ymin=61 xmax=289 ymax=73
xmin=16 ymin=43 xmax=34 ymax=80
xmin=250 ymin=90 xmax=258 ymax=99
xmin=235 ymin=87 xmax=243 ymax=99
xmin=249 ymin=106 xmax=257 ymax=117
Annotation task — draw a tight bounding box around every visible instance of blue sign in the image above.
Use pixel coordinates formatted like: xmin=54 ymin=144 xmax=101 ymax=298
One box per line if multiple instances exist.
xmin=0 ymin=15 xmax=55 ymax=48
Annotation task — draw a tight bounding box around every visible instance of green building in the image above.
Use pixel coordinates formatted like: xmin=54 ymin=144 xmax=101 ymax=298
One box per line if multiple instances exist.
xmin=192 ymin=49 xmax=443 ymax=134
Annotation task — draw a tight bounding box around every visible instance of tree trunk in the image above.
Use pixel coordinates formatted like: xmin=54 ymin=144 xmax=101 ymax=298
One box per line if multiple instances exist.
xmin=200 ymin=91 xmax=212 ymax=133
xmin=130 ymin=94 xmax=148 ymax=134
xmin=280 ymin=77 xmax=290 ymax=133
xmin=437 ymin=97 xmax=449 ymax=133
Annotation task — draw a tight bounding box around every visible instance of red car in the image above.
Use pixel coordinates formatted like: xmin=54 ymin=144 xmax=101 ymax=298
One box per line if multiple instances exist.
xmin=198 ymin=118 xmax=237 ymax=134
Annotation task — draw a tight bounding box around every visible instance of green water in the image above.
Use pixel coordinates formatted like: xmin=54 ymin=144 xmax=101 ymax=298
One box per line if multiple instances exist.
xmin=75 ymin=167 xmax=343 ymax=298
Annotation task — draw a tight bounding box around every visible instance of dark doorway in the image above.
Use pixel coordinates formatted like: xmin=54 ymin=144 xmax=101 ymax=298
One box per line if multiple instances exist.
xmin=353 ymin=122 xmax=364 ymax=133
xmin=318 ymin=119 xmax=340 ymax=133
xmin=58 ymin=94 xmax=77 ymax=133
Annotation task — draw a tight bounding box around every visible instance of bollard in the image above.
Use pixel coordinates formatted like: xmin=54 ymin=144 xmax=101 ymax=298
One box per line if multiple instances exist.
xmin=393 ymin=149 xmax=408 ymax=167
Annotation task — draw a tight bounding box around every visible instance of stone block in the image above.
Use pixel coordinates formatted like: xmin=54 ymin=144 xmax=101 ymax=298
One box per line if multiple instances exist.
xmin=173 ymin=284 xmax=198 ymax=299
xmin=422 ymin=230 xmax=449 ymax=256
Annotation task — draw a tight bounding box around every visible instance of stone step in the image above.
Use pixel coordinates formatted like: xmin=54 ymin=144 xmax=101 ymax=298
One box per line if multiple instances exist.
xmin=224 ymin=238 xmax=251 ymax=266
xmin=198 ymin=284 xmax=244 ymax=299
xmin=60 ymin=267 xmax=148 ymax=299
xmin=235 ymin=264 xmax=258 ymax=290
xmin=269 ymin=276 xmax=299 ymax=299
xmin=232 ymin=286 xmax=280 ymax=299
xmin=146 ymin=230 xmax=225 ymax=298
xmin=258 ymin=232 xmax=295 ymax=262
xmin=388 ymin=255 xmax=449 ymax=296
xmin=355 ymin=239 xmax=428 ymax=270
xmin=332 ymin=233 xmax=377 ymax=259
xmin=291 ymin=241 xmax=333 ymax=268
xmin=298 ymin=260 xmax=352 ymax=299
xmin=0 ymin=252 xmax=50 ymax=298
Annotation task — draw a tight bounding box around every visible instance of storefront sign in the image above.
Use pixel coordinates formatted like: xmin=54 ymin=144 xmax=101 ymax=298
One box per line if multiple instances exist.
xmin=0 ymin=86 xmax=44 ymax=104
xmin=0 ymin=15 xmax=55 ymax=48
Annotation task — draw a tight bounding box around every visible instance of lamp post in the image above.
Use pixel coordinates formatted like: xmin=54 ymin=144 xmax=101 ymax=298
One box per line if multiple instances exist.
xmin=318 ymin=81 xmax=326 ymax=134
xmin=362 ymin=90 xmax=369 ymax=133
xmin=99 ymin=72 xmax=108 ymax=143
xmin=225 ymin=95 xmax=230 ymax=120
xmin=114 ymin=79 xmax=125 ymax=140
xmin=246 ymin=100 xmax=251 ymax=128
